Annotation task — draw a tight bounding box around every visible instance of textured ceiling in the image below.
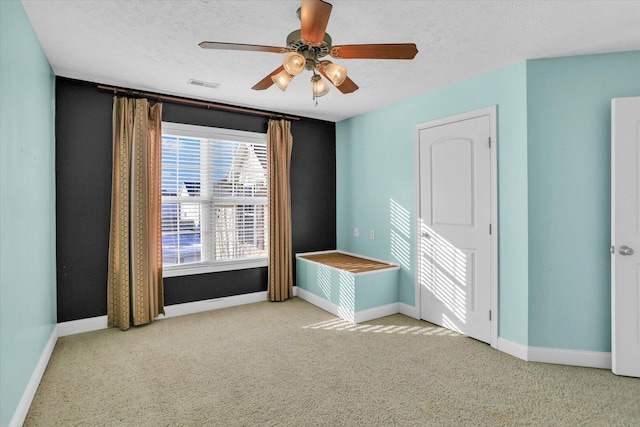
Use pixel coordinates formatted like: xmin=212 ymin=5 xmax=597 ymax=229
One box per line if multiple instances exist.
xmin=21 ymin=0 xmax=640 ymax=122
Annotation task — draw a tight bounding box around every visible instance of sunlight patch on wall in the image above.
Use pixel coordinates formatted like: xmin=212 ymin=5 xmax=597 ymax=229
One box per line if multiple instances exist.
xmin=391 ymin=230 xmax=411 ymax=269
xmin=390 ymin=199 xmax=411 ymax=238
xmin=318 ymin=264 xmax=332 ymax=300
xmin=337 ymin=270 xmax=356 ymax=321
xmin=390 ymin=199 xmax=412 ymax=269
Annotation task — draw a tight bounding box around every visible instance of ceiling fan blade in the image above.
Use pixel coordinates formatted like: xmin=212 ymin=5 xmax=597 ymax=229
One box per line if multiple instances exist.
xmin=334 ymin=76 xmax=359 ymax=94
xmin=199 ymin=41 xmax=289 ymax=54
xmin=300 ymin=0 xmax=333 ymax=44
xmin=252 ymin=66 xmax=285 ymax=91
xmin=317 ymin=65 xmax=358 ymax=94
xmin=330 ymin=43 xmax=418 ymax=60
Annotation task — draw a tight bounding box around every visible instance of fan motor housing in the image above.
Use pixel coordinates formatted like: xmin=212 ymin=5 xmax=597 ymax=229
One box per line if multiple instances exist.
xmin=286 ymin=30 xmax=331 ymax=58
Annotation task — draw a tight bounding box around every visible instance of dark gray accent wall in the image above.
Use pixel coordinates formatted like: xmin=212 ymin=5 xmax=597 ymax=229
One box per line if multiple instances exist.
xmin=55 ymin=77 xmax=336 ymax=322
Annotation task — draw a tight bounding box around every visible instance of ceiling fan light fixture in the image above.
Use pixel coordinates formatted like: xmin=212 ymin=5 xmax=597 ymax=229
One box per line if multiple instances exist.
xmin=283 ymin=52 xmax=306 ymax=76
xmin=311 ymin=74 xmax=329 ymax=98
xmin=323 ymin=62 xmax=348 ymax=86
xmin=201 ymin=1 xmax=418 ymax=97
xmin=272 ymin=70 xmax=293 ymax=91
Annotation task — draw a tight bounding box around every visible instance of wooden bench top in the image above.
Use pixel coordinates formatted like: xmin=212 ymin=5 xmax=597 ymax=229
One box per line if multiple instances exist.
xmin=298 ymin=252 xmax=397 ymax=274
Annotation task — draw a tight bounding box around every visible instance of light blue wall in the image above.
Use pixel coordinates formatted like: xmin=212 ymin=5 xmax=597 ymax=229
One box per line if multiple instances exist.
xmin=336 ymin=62 xmax=530 ymax=344
xmin=0 ymin=1 xmax=57 ymax=425
xmin=526 ymin=51 xmax=640 ymax=352
xmin=336 ymin=50 xmax=640 ymax=353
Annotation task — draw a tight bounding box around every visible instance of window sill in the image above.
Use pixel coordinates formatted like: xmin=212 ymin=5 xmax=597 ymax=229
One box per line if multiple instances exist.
xmin=163 ymin=258 xmax=268 ymax=278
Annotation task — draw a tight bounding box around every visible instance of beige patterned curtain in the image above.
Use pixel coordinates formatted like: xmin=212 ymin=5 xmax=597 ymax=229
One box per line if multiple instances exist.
xmin=107 ymin=97 xmax=164 ymax=330
xmin=267 ymin=119 xmax=294 ymax=301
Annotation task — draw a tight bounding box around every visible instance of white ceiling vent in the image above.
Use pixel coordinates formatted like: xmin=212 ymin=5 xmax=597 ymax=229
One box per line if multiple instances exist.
xmin=188 ymin=79 xmax=220 ymax=89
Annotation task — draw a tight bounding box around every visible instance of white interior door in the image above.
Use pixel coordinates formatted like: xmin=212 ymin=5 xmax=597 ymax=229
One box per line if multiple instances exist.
xmin=611 ymin=96 xmax=640 ymax=378
xmin=417 ymin=111 xmax=494 ymax=344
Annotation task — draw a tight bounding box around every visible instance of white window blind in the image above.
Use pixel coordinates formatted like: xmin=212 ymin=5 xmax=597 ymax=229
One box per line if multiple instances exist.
xmin=161 ymin=122 xmax=268 ymax=275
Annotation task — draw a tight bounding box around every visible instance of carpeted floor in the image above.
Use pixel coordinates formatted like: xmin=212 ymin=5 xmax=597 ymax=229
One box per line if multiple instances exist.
xmin=25 ymin=297 xmax=640 ymax=426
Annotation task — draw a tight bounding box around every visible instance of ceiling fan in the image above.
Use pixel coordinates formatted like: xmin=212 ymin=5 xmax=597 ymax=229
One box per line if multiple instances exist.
xmin=199 ymin=0 xmax=418 ymax=101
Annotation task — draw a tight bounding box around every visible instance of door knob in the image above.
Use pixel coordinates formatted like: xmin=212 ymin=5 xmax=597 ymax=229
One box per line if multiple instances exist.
xmin=618 ymin=246 xmax=634 ymax=256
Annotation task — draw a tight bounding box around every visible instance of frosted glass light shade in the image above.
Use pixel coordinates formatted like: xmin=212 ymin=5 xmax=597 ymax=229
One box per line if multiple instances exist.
xmin=283 ymin=52 xmax=306 ymax=76
xmin=323 ymin=62 xmax=347 ymax=86
xmin=311 ymin=75 xmax=329 ymax=98
xmin=272 ymin=70 xmax=293 ymax=91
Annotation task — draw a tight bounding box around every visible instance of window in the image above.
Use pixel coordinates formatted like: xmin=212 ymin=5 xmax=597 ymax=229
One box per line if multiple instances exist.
xmin=161 ymin=122 xmax=268 ymax=276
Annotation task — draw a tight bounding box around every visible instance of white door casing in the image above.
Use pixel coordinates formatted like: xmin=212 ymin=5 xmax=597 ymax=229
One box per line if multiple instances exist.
xmin=611 ymin=96 xmax=640 ymax=378
xmin=415 ymin=106 xmax=498 ymax=346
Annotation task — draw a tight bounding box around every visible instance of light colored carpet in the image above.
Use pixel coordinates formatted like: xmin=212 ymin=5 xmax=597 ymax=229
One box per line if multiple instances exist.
xmin=25 ymin=297 xmax=640 ymax=426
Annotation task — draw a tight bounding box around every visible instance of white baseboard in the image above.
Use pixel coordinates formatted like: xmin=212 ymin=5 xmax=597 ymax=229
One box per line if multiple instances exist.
xmin=528 ymin=345 xmax=612 ymax=369
xmin=398 ymin=302 xmax=419 ymax=319
xmin=353 ymin=303 xmax=400 ymax=323
xmin=56 ymin=296 xmax=613 ymax=371
xmin=58 ymin=315 xmax=108 ymax=337
xmin=57 ymin=290 xmax=297 ymax=337
xmin=163 ymin=291 xmax=268 ymax=318
xmin=497 ymin=337 xmax=611 ymax=369
xmin=497 ymin=337 xmax=529 ymax=361
xmin=9 ymin=325 xmax=58 ymax=427
xmin=296 ymin=287 xmax=401 ymax=324
xmin=296 ymin=287 xmax=345 ymax=319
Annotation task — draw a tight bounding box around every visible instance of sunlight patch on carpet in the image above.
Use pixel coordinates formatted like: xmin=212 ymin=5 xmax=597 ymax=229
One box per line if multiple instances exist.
xmin=302 ymin=318 xmax=461 ymax=336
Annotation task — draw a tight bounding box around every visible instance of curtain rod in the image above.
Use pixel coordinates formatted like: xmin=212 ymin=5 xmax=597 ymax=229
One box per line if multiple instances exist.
xmin=97 ymin=85 xmax=300 ymax=121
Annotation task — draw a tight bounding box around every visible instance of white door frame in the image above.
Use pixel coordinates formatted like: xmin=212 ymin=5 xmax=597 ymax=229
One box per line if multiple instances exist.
xmin=414 ymin=105 xmax=499 ymax=348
